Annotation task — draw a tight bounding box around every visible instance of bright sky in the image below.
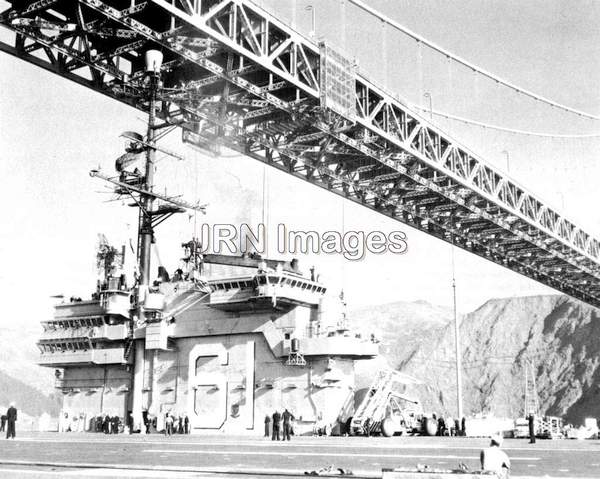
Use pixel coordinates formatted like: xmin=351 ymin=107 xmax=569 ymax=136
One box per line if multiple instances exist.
xmin=1 ymin=0 xmax=599 ymax=331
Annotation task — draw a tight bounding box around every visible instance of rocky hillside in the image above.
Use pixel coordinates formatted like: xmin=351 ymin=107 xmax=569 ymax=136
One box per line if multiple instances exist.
xmin=0 ymin=323 xmax=60 ymax=418
xmin=352 ymin=295 xmax=600 ymax=425
xmin=0 ymin=325 xmax=55 ymax=392
xmin=350 ymin=300 xmax=452 ymax=386
xmin=0 ymin=370 xmax=60 ymax=418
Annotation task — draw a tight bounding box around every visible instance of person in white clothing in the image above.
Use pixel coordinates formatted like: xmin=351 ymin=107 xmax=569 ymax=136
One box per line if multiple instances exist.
xmin=480 ymin=433 xmax=510 ymax=478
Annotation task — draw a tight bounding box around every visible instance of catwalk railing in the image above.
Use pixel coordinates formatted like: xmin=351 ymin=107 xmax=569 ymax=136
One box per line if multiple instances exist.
xmin=1 ymin=0 xmax=599 ymax=306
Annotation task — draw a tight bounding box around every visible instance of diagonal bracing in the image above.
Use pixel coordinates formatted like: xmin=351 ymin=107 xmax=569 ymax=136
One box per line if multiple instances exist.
xmin=1 ymin=0 xmax=599 ymax=306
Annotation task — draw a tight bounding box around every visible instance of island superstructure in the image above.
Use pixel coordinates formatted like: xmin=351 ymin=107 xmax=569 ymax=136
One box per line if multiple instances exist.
xmin=37 ymin=50 xmax=378 ymax=435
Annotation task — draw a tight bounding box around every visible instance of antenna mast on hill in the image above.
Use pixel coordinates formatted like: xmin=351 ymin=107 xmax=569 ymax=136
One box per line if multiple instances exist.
xmin=524 ymin=358 xmax=539 ymax=417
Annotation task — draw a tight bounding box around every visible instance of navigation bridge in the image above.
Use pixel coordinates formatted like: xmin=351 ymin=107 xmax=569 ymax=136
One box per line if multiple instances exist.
xmin=38 ymin=284 xmax=132 ymax=367
xmin=2 ymin=0 xmax=600 ymax=306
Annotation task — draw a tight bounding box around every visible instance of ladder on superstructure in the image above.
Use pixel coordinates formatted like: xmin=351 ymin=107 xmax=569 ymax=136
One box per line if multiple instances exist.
xmin=352 ymin=369 xmax=397 ymax=433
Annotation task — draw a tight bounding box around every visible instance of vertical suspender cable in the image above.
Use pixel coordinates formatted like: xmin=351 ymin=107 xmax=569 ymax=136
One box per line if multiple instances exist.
xmin=262 ymin=165 xmax=269 ymax=257
xmin=451 ymin=235 xmax=463 ymax=421
xmin=417 ymin=41 xmax=424 ymax=105
xmin=340 ymin=0 xmax=346 ymax=49
xmin=381 ymin=19 xmax=388 ymax=87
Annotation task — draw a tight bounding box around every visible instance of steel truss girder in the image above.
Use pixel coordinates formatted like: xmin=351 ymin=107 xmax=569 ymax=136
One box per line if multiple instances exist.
xmin=203 ymin=108 xmax=600 ymax=303
xmin=212 ymin=128 xmax=600 ymax=303
xmin=1 ymin=0 xmax=600 ymax=306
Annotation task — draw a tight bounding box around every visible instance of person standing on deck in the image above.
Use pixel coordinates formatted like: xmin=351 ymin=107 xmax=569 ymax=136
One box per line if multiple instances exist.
xmin=528 ymin=414 xmax=536 ymax=444
xmin=282 ymin=409 xmax=295 ymax=441
xmin=264 ymin=414 xmax=271 ymax=437
xmin=112 ymin=415 xmax=119 ymax=434
xmin=5 ymin=403 xmax=17 ymax=439
xmin=271 ymin=411 xmax=281 ymax=441
xmin=164 ymin=413 xmax=173 ymax=436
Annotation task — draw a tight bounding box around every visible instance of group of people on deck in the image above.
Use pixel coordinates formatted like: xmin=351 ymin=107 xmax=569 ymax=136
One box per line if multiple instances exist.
xmin=58 ymin=412 xmax=122 ymax=433
xmin=433 ymin=413 xmax=467 ymax=436
xmin=264 ymin=409 xmax=295 ymax=441
xmin=163 ymin=412 xmax=190 ymax=435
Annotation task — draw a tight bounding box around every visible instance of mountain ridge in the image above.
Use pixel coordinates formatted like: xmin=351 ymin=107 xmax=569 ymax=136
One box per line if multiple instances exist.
xmin=351 ymin=294 xmax=600 ymax=424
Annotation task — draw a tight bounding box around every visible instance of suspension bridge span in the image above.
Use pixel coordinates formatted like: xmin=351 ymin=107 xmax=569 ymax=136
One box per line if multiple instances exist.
xmin=1 ymin=0 xmax=599 ymax=307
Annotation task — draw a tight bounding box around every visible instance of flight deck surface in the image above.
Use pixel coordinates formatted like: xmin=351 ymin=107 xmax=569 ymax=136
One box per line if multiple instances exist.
xmin=0 ymin=433 xmax=598 ymax=478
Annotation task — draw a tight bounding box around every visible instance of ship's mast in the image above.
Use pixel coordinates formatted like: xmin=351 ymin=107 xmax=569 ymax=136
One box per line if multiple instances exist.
xmin=132 ymin=50 xmax=163 ymax=434
xmin=138 ymin=51 xmax=161 ymax=291
xmin=90 ymin=50 xmax=206 ymax=432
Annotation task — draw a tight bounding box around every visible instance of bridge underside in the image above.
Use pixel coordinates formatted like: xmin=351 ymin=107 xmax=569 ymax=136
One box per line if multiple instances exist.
xmin=2 ymin=0 xmax=600 ymax=307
